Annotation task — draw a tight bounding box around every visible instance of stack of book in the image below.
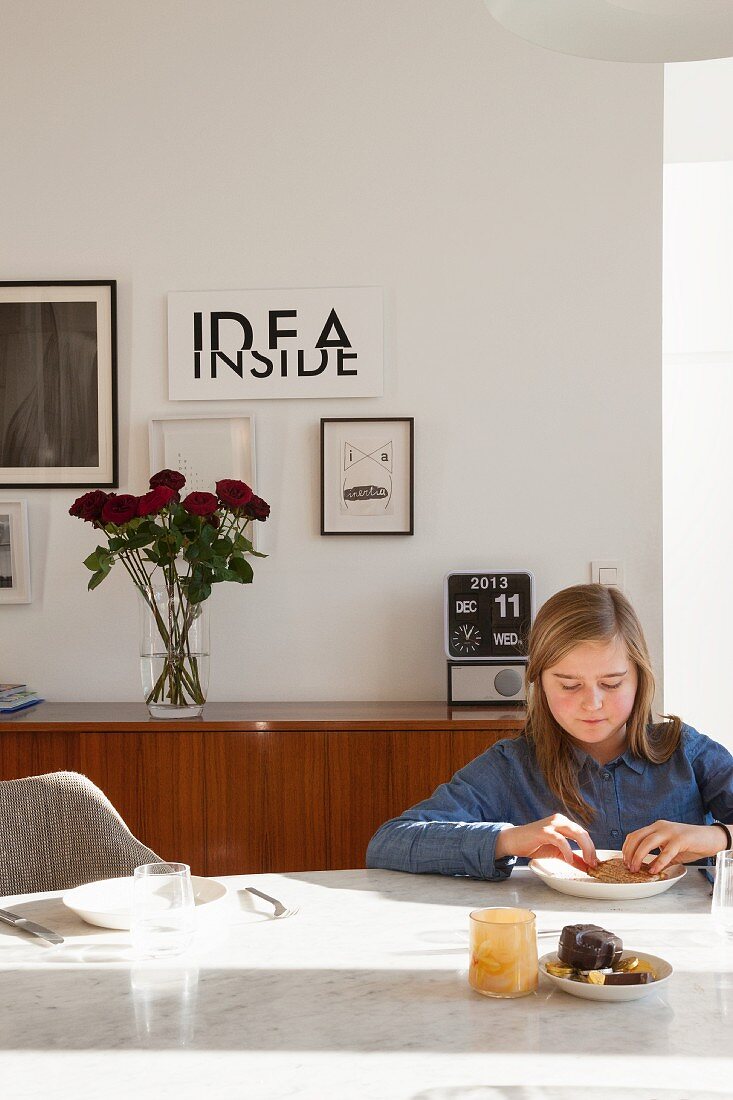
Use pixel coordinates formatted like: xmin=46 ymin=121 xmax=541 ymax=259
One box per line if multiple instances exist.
xmin=0 ymin=684 xmax=44 ymax=713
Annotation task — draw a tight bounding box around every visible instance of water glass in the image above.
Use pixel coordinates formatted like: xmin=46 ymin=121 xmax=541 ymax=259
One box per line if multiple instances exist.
xmin=130 ymin=965 xmax=200 ymax=1045
xmin=469 ymin=906 xmax=538 ymax=998
xmin=712 ymin=850 xmax=733 ymax=938
xmin=131 ymin=862 xmax=195 ymax=958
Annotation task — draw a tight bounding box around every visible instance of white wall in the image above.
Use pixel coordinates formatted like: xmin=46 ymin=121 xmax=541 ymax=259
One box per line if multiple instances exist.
xmin=663 ymin=59 xmax=733 ymax=748
xmin=663 ymin=159 xmax=733 ymax=748
xmin=0 ymin=0 xmax=664 ymax=703
xmin=665 ymin=58 xmax=733 ymax=163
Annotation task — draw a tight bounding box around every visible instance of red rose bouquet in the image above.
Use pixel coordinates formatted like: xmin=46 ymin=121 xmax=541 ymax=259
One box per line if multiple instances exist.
xmin=69 ymin=470 xmax=270 ymax=715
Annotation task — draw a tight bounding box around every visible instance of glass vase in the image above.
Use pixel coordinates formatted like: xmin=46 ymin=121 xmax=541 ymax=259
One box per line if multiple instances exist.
xmin=139 ymin=579 xmax=210 ymax=719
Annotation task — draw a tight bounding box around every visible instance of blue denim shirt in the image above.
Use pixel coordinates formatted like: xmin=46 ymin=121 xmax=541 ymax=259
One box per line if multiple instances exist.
xmin=365 ymin=724 xmax=733 ymax=880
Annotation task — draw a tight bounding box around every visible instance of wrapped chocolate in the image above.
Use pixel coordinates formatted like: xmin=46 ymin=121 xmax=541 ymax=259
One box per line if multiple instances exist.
xmin=558 ymin=924 xmax=623 ymax=971
xmin=602 ymin=971 xmax=652 ymax=986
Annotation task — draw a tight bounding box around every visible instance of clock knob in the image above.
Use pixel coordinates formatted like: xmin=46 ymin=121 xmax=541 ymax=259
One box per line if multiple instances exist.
xmin=494 ymin=668 xmax=524 ymax=697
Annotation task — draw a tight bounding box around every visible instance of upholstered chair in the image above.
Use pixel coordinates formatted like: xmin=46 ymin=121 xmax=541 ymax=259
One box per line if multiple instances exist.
xmin=0 ymin=771 xmax=162 ymax=896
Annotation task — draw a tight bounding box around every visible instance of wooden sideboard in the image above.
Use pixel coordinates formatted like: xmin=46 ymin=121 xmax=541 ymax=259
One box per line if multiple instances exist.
xmin=0 ymin=702 xmax=525 ymax=876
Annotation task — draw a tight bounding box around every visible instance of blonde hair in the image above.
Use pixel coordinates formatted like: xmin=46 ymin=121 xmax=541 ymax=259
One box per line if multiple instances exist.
xmin=524 ymin=584 xmax=682 ymax=824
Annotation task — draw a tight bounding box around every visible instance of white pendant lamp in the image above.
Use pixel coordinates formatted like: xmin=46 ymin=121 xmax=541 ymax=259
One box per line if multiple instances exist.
xmin=483 ymin=0 xmax=733 ymax=62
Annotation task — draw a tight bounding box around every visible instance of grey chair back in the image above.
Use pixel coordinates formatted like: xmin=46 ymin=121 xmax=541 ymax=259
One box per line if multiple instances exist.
xmin=0 ymin=771 xmax=162 ymax=896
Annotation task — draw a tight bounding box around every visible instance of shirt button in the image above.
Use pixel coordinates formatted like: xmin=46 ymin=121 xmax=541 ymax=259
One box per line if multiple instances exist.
xmin=611 ymin=829 xmax=621 ymax=838
xmin=603 ymin=772 xmax=612 ymax=781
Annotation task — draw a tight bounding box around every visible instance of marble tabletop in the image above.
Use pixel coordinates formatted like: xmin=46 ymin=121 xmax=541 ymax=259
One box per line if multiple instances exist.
xmin=0 ymin=866 xmax=729 ymax=1100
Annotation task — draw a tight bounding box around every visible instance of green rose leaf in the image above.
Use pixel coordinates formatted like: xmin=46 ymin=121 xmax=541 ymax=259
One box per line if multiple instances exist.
xmin=191 ymin=546 xmax=212 ymax=564
xmin=229 ymin=555 xmax=254 ymax=583
xmin=124 ymin=534 xmax=156 ymax=550
xmin=213 ymin=536 xmax=234 ymax=557
xmin=83 ymin=546 xmax=112 ymax=572
xmin=187 ymin=578 xmax=212 ymax=603
xmin=169 ymin=525 xmax=184 ymax=552
xmin=211 ymin=567 xmax=238 ymax=583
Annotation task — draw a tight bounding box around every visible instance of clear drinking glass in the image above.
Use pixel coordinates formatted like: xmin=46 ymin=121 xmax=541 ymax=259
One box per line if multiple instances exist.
xmin=469 ymin=906 xmax=538 ymax=998
xmin=130 ymin=965 xmax=200 ymax=1045
xmin=712 ymin=850 xmax=733 ymax=938
xmin=131 ymin=862 xmax=195 ymax=959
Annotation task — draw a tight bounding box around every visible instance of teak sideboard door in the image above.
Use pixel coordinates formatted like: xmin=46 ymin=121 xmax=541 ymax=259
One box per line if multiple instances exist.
xmin=0 ymin=703 xmax=523 ymax=876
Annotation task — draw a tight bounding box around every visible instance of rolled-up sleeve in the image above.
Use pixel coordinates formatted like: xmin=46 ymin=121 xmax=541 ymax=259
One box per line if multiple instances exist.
xmin=366 ymin=744 xmax=519 ymax=880
xmin=691 ymin=731 xmax=733 ymax=824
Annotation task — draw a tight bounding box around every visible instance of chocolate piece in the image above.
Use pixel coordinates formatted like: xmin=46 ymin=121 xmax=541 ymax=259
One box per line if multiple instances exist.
xmin=558 ymin=924 xmax=623 ymax=971
xmin=602 ymin=971 xmax=652 ymax=985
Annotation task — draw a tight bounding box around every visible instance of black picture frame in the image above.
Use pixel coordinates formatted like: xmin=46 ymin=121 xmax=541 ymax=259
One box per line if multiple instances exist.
xmin=0 ymin=280 xmax=118 ymax=488
xmin=320 ymin=417 xmax=414 ymax=535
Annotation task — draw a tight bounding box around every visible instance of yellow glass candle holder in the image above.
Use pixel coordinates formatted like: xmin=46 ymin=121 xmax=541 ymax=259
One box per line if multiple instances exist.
xmin=469 ymin=906 xmax=538 ymax=998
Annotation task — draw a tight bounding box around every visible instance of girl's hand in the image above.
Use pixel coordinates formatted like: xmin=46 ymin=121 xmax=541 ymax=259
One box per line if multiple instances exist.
xmin=622 ymin=821 xmax=728 ymax=874
xmin=495 ymin=814 xmax=598 ymax=868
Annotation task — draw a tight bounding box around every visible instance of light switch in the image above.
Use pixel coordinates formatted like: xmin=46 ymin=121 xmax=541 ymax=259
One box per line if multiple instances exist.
xmin=591 ymin=560 xmax=624 ymax=588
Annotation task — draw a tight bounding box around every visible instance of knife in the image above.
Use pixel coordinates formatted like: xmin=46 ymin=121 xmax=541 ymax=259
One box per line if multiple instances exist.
xmin=0 ymin=908 xmax=64 ymax=945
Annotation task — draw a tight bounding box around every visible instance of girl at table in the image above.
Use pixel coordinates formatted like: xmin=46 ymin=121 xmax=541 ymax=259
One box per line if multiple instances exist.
xmin=366 ymin=583 xmax=733 ymax=881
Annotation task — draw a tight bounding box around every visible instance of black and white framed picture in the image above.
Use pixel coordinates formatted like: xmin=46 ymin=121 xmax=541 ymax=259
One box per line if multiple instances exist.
xmin=320 ymin=417 xmax=414 ymax=535
xmin=0 ymin=499 xmax=31 ymax=603
xmin=0 ymin=281 xmax=117 ymax=487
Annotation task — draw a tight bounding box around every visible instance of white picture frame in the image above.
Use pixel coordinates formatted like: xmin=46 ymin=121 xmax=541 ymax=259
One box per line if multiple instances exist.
xmin=0 ymin=499 xmax=31 ymax=603
xmin=148 ymin=415 xmax=259 ymax=548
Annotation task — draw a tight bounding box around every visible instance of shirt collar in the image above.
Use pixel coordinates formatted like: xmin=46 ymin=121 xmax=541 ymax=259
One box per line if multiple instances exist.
xmin=570 ymin=742 xmax=646 ymax=774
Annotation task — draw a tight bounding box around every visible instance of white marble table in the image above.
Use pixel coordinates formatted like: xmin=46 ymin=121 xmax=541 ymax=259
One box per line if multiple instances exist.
xmin=0 ymin=867 xmax=729 ymax=1099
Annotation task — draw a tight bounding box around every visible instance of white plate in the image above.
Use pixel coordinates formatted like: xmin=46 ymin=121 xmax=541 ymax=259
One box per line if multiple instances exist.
xmin=539 ymin=949 xmax=673 ymax=1002
xmin=529 ymin=849 xmax=686 ymax=900
xmin=62 ymin=875 xmax=228 ymax=929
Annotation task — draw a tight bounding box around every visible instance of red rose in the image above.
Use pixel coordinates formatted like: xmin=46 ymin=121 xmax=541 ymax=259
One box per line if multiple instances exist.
xmin=216 ymin=478 xmax=253 ymax=509
xmin=182 ymin=491 xmax=218 ymax=517
xmin=244 ymin=494 xmax=270 ymax=522
xmin=101 ymin=494 xmax=139 ymax=525
xmin=137 ymin=485 xmax=176 ymax=517
xmin=149 ymin=468 xmax=186 ymax=492
xmin=69 ymin=490 xmax=109 ymax=523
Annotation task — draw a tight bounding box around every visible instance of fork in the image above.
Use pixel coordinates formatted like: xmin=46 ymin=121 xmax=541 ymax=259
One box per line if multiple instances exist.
xmin=245 ymin=886 xmax=298 ymax=918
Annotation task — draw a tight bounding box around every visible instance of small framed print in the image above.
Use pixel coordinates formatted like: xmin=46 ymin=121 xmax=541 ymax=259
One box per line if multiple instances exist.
xmin=0 ymin=499 xmax=31 ymax=604
xmin=149 ymin=415 xmax=259 ymax=547
xmin=320 ymin=417 xmax=414 ymax=535
xmin=0 ymin=281 xmax=117 ymax=487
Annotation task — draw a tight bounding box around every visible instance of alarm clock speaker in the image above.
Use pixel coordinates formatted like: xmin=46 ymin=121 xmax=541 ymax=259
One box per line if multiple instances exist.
xmin=448 ymin=661 xmax=527 ymax=705
xmin=444 ymin=570 xmax=534 ymax=662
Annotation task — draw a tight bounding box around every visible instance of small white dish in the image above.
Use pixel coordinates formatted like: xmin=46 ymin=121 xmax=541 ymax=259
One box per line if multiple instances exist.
xmin=63 ymin=875 xmax=227 ymax=930
xmin=539 ymin=949 xmax=673 ymax=1002
xmin=529 ymin=849 xmax=686 ymax=900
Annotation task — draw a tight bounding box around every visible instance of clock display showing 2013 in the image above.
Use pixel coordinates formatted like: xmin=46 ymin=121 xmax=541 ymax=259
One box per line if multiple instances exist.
xmin=444 ymin=571 xmax=534 ymax=661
